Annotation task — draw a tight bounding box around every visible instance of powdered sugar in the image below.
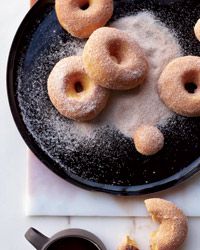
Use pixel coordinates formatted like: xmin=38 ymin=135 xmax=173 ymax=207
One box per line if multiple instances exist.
xmin=18 ymin=11 xmax=182 ymax=141
xmin=75 ymin=12 xmax=182 ymax=136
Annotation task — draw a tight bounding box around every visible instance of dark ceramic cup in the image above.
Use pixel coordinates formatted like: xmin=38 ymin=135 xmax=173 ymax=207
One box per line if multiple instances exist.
xmin=25 ymin=228 xmax=106 ymax=250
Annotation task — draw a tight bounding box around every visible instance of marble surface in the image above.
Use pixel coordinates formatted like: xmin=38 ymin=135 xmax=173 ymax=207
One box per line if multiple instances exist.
xmin=1 ymin=1 xmax=200 ymax=249
xmin=27 ymin=151 xmax=200 ymax=217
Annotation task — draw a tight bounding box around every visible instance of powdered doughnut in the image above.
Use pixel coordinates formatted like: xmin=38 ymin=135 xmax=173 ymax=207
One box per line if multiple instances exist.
xmin=158 ymin=56 xmax=200 ymax=117
xmin=133 ymin=125 xmax=164 ymax=156
xmin=55 ymin=0 xmax=113 ymax=38
xmin=194 ymin=19 xmax=200 ymax=41
xmin=145 ymin=198 xmax=188 ymax=250
xmin=83 ymin=27 xmax=148 ymax=90
xmin=47 ymin=56 xmax=110 ymax=121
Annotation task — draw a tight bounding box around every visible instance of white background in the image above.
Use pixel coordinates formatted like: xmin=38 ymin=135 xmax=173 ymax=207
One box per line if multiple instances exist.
xmin=1 ymin=1 xmax=200 ymax=249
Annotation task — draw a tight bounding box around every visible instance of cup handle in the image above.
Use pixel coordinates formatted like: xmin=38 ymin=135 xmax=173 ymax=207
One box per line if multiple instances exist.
xmin=25 ymin=228 xmax=49 ymax=250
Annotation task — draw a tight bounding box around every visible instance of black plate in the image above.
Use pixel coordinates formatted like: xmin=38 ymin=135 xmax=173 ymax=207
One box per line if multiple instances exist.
xmin=7 ymin=0 xmax=200 ymax=195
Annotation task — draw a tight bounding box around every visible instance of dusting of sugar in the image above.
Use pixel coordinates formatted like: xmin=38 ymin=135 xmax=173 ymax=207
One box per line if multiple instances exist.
xmin=17 ymin=30 xmax=89 ymax=148
xmin=17 ymin=11 xmax=182 ymax=147
xmin=74 ymin=12 xmax=182 ymax=136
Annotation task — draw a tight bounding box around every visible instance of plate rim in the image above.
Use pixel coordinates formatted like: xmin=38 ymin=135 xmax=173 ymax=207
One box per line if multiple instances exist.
xmin=7 ymin=0 xmax=200 ymax=195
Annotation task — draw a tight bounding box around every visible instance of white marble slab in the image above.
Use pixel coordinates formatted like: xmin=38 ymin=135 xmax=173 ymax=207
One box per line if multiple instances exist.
xmin=27 ymin=151 xmax=200 ymax=217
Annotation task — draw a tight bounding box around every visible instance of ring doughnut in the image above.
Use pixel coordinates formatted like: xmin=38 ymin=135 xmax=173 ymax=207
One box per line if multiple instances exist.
xmin=145 ymin=198 xmax=188 ymax=250
xmin=83 ymin=27 xmax=148 ymax=90
xmin=47 ymin=56 xmax=110 ymax=121
xmin=55 ymin=0 xmax=114 ymax=38
xmin=158 ymin=56 xmax=200 ymax=117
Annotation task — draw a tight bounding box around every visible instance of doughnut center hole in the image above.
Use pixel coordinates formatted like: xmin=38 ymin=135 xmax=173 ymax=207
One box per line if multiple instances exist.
xmin=80 ymin=1 xmax=90 ymax=10
xmin=74 ymin=81 xmax=84 ymax=93
xmin=185 ymin=82 xmax=197 ymax=94
xmin=109 ymin=41 xmax=123 ymax=64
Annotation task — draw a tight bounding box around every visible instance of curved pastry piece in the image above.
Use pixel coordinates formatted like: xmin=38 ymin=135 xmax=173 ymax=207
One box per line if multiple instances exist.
xmin=145 ymin=198 xmax=188 ymax=250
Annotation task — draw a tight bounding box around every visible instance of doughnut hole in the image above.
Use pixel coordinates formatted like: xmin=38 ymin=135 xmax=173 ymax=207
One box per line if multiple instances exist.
xmin=182 ymin=70 xmax=199 ymax=94
xmin=133 ymin=125 xmax=164 ymax=156
xmin=185 ymin=82 xmax=197 ymax=94
xmin=78 ymin=0 xmax=90 ymax=10
xmin=108 ymin=40 xmax=131 ymax=65
xmin=194 ymin=19 xmax=200 ymax=42
xmin=65 ymin=73 xmax=92 ymax=98
xmin=108 ymin=40 xmax=123 ymax=64
xmin=74 ymin=81 xmax=84 ymax=93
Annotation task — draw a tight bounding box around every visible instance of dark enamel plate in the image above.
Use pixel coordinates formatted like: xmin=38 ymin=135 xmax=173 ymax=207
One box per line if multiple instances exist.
xmin=7 ymin=0 xmax=200 ymax=195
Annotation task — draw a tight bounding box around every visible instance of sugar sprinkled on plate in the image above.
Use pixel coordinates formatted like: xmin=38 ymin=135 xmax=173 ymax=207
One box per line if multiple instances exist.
xmin=75 ymin=12 xmax=182 ymax=136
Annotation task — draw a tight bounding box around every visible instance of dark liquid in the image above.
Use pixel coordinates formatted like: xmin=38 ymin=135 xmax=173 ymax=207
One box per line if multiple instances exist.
xmin=48 ymin=237 xmax=98 ymax=250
